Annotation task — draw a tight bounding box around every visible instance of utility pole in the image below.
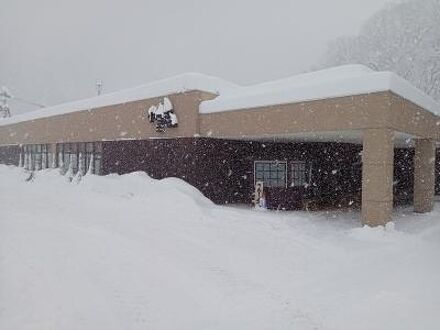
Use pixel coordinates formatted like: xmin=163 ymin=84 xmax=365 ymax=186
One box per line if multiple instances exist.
xmin=0 ymin=87 xmax=12 ymax=118
xmin=96 ymin=79 xmax=103 ymax=96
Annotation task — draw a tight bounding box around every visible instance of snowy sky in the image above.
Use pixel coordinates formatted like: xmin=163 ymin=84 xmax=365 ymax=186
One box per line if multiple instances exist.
xmin=1 ymin=0 xmax=392 ymax=115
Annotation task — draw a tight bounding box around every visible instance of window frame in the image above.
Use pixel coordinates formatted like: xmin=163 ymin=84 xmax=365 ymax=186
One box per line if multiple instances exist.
xmin=290 ymin=161 xmax=308 ymax=187
xmin=254 ymin=160 xmax=288 ymax=188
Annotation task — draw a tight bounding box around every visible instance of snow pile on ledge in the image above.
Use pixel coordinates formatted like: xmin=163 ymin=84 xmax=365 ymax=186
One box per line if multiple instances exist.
xmin=200 ymin=64 xmax=440 ymax=115
xmin=1 ymin=164 xmax=440 ymax=329
xmin=0 ymin=73 xmax=239 ymax=127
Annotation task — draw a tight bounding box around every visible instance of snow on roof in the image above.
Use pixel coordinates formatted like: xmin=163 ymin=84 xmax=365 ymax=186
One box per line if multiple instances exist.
xmin=200 ymin=65 xmax=440 ymax=115
xmin=1 ymin=65 xmax=438 ymax=128
xmin=0 ymin=73 xmax=239 ymax=126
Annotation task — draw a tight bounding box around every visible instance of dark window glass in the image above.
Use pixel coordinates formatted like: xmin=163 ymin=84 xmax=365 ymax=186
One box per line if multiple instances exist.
xmin=254 ymin=161 xmax=287 ymax=188
xmin=290 ymin=162 xmax=307 ymax=187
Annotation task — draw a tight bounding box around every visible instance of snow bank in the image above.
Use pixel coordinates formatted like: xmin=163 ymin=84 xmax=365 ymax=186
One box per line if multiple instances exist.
xmin=0 ymin=73 xmax=239 ymax=127
xmin=200 ymin=65 xmax=440 ymax=115
xmin=1 ymin=164 xmax=440 ymax=330
xmin=29 ymin=167 xmax=213 ymax=210
xmin=80 ymin=171 xmax=213 ymax=209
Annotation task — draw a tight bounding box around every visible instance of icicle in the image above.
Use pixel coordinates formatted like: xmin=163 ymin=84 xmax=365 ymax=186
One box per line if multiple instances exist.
xmin=52 ymin=152 xmax=57 ymax=168
xmin=65 ymin=154 xmax=74 ymax=181
xmin=58 ymin=152 xmax=65 ymax=175
xmin=51 ymin=152 xmax=57 ymax=168
xmin=24 ymin=153 xmax=28 ymax=170
xmin=29 ymin=154 xmax=34 ymax=171
xmin=18 ymin=152 xmax=23 ymax=167
xmin=70 ymin=152 xmax=84 ymax=183
xmin=27 ymin=153 xmax=31 ymax=170
xmin=78 ymin=152 xmax=85 ymax=176
xmin=42 ymin=152 xmax=47 ymax=170
xmin=87 ymin=153 xmax=94 ymax=175
xmin=35 ymin=155 xmax=41 ymax=171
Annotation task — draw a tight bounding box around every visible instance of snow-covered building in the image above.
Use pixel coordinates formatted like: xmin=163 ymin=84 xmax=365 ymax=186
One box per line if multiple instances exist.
xmin=0 ymin=65 xmax=439 ymax=226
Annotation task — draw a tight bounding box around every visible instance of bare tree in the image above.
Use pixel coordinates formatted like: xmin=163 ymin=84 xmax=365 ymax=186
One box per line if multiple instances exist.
xmin=321 ymin=0 xmax=440 ymax=102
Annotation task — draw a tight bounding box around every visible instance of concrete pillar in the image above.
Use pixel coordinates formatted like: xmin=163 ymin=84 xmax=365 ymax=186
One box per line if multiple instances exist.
xmin=361 ymin=128 xmax=394 ymax=226
xmin=414 ymin=139 xmax=436 ymax=213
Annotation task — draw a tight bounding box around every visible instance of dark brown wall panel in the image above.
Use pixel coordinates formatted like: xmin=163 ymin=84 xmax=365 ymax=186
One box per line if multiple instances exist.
xmin=101 ymin=138 xmax=367 ymax=209
xmin=0 ymin=145 xmax=20 ymax=166
xmin=1 ymin=139 xmax=438 ymax=209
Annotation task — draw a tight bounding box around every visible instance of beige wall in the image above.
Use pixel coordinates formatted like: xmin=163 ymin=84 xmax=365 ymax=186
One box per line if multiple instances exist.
xmin=361 ymin=128 xmax=395 ymax=226
xmin=414 ymin=139 xmax=436 ymax=213
xmin=1 ymin=90 xmax=438 ymax=146
xmin=199 ymin=92 xmax=439 ymax=141
xmin=0 ymin=90 xmax=216 ymax=145
xmin=388 ymin=93 xmax=439 ymax=139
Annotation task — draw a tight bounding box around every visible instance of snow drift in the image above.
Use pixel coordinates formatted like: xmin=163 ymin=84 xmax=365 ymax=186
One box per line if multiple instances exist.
xmin=1 ymin=165 xmax=440 ymax=330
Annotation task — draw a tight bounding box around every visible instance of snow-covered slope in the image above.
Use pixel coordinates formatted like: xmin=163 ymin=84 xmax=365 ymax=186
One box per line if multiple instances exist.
xmin=0 ymin=73 xmax=239 ymax=127
xmin=1 ymin=164 xmax=440 ymax=330
xmin=200 ymin=65 xmax=440 ymax=115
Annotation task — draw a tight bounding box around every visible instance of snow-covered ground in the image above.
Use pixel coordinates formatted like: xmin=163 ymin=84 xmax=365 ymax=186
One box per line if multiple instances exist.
xmin=1 ymin=165 xmax=439 ymax=330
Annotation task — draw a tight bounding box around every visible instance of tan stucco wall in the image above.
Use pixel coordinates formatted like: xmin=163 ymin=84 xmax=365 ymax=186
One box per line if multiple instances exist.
xmin=388 ymin=93 xmax=439 ymax=139
xmin=199 ymin=92 xmax=439 ymax=141
xmin=361 ymin=128 xmax=395 ymax=226
xmin=414 ymin=139 xmax=436 ymax=213
xmin=0 ymin=91 xmax=216 ymax=145
xmin=1 ymin=90 xmax=438 ymax=146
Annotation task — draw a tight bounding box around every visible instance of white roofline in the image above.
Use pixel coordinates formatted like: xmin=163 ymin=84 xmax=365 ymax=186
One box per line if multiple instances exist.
xmin=200 ymin=69 xmax=440 ymax=116
xmin=1 ymin=65 xmax=438 ymax=127
xmin=0 ymin=73 xmax=239 ymax=127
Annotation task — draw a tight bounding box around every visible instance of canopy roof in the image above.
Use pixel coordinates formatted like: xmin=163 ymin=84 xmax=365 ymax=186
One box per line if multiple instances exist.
xmin=200 ymin=65 xmax=440 ymax=115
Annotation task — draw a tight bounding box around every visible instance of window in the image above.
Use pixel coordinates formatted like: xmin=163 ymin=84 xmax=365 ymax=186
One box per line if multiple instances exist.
xmin=254 ymin=161 xmax=287 ymax=187
xmin=290 ymin=161 xmax=307 ymax=187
